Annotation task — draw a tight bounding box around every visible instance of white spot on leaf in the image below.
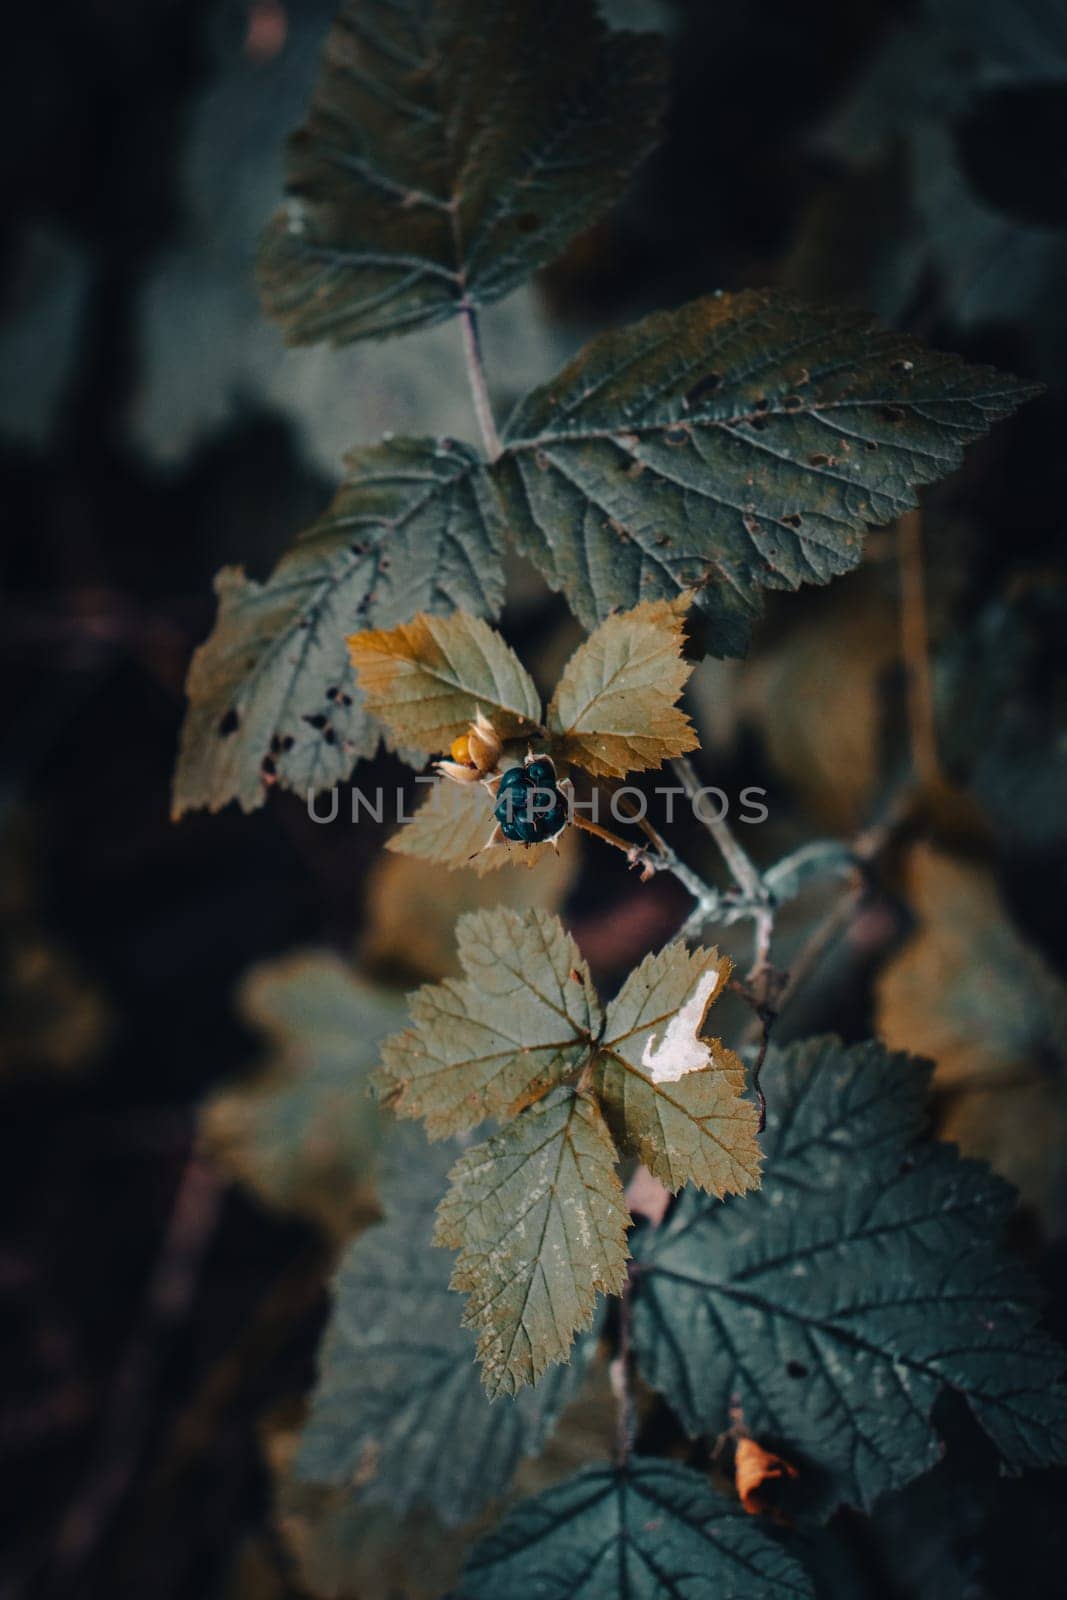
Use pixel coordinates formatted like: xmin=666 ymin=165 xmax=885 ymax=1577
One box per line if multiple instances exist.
xmin=640 ymin=966 xmax=721 ymax=1083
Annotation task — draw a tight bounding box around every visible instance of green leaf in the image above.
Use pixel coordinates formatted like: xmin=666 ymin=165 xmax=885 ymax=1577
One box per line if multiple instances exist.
xmin=546 ymin=595 xmax=699 ymax=779
xmin=173 ymin=438 xmax=502 ymax=816
xmin=631 ymin=1036 xmax=1067 ymax=1514
xmin=297 ymin=1128 xmax=598 ymax=1526
xmin=258 ymin=0 xmax=666 ymax=347
xmin=456 ymin=1458 xmax=814 ymax=1599
xmin=375 ymin=907 xmax=600 ymax=1138
xmin=201 ymin=953 xmax=404 ymax=1233
xmin=348 ymin=610 xmax=541 ymax=758
xmin=388 ymin=777 xmax=562 ymax=874
xmin=434 ymin=1087 xmax=629 ymax=1397
xmin=494 ymin=290 xmax=1039 ymax=655
xmin=594 ymin=943 xmax=762 ymax=1197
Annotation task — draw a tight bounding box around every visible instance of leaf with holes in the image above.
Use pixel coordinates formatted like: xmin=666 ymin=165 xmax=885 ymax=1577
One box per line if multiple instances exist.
xmin=258 ymin=0 xmax=667 ymax=346
xmin=202 ymin=953 xmax=404 ymax=1234
xmin=434 ymin=1087 xmax=629 ymax=1397
xmin=348 ymin=610 xmax=542 ymax=759
xmin=494 ymin=290 xmax=1039 ymax=655
xmin=594 ymin=943 xmax=762 ymax=1197
xmin=173 ymin=439 xmax=503 ymax=816
xmin=546 ymin=595 xmax=699 ymax=779
xmin=456 ymin=1458 xmax=814 ymax=1599
xmin=297 ymin=1128 xmax=599 ymax=1525
xmin=374 ymin=907 xmax=600 ymax=1138
xmin=630 ymin=1036 xmax=1067 ymax=1515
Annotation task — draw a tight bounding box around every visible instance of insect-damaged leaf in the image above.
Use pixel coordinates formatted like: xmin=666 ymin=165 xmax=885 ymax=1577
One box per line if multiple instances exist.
xmin=258 ymin=0 xmax=666 ymax=347
xmin=374 ymin=907 xmax=600 ymax=1138
xmin=297 ymin=1129 xmax=598 ymax=1526
xmin=546 ymin=595 xmax=699 ymax=779
xmin=594 ymin=943 xmax=762 ymax=1198
xmin=434 ymin=1087 xmax=629 ymax=1398
xmin=348 ymin=610 xmax=541 ymax=759
xmin=202 ymin=953 xmax=404 ymax=1234
xmin=494 ymin=290 xmax=1040 ymax=656
xmin=456 ymin=1459 xmax=814 ymax=1600
xmin=388 ymin=778 xmax=561 ymax=875
xmin=172 ymin=439 xmax=502 ymax=816
xmin=630 ymin=1036 xmax=1067 ymax=1515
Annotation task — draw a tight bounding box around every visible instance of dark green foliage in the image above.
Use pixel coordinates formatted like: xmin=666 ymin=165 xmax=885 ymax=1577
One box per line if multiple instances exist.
xmin=296 ymin=1129 xmax=597 ymax=1525
xmin=173 ymin=438 xmax=502 ymax=814
xmin=494 ymin=291 xmax=1038 ymax=654
xmin=456 ymin=1458 xmax=814 ymax=1599
xmin=258 ymin=0 xmax=666 ymax=346
xmin=631 ymin=1037 xmax=1067 ymax=1513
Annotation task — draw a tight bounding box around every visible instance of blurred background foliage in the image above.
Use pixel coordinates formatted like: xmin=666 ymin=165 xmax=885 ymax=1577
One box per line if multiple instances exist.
xmin=2 ymin=1 xmax=1066 ymax=1596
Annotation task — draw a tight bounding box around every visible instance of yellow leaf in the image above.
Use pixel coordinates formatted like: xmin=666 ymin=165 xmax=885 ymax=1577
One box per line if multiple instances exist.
xmin=387 ymin=778 xmax=561 ymax=875
xmin=547 ymin=595 xmax=699 ymax=778
xmin=434 ymin=1088 xmax=629 ymax=1397
xmin=374 ymin=908 xmax=601 ymax=1139
xmin=594 ymin=943 xmax=762 ymax=1197
xmin=348 ymin=611 xmax=542 ymax=758
xmin=876 ymin=843 xmax=1067 ymax=1228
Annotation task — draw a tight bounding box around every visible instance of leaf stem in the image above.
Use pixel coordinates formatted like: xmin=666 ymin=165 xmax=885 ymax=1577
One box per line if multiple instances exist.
xmin=897 ymin=509 xmax=941 ymax=787
xmin=459 ymin=302 xmax=502 ymax=463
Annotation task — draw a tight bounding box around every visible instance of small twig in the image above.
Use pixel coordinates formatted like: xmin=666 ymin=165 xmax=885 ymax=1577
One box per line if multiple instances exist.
xmin=608 ymin=785 xmax=724 ymax=911
xmin=897 ymin=509 xmax=941 ymax=787
xmin=672 ymin=756 xmax=765 ymax=902
xmin=730 ymin=968 xmax=787 ymax=1133
xmin=571 ymin=810 xmax=661 ymax=873
xmin=458 ymin=302 xmax=502 ymax=462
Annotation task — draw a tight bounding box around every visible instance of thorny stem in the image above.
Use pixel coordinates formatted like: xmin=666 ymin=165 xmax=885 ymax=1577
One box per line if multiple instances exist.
xmin=459 ymin=302 xmax=502 ymax=462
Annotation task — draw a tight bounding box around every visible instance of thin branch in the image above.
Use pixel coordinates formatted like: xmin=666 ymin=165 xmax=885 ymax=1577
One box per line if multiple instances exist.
xmin=571 ymin=809 xmax=659 ymax=870
xmin=897 ymin=509 xmax=941 ymax=787
xmin=672 ymin=756 xmax=765 ymax=902
xmin=599 ymin=786 xmax=726 ymax=918
xmin=458 ymin=302 xmax=502 ymax=462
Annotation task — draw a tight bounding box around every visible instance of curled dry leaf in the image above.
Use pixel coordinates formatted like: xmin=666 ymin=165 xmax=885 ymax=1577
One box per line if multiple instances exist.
xmin=735 ymin=1437 xmax=799 ymax=1516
